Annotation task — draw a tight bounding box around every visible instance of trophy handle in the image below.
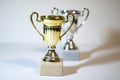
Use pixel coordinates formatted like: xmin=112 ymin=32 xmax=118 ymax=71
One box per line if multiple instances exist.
xmin=30 ymin=12 xmax=44 ymax=38
xmin=51 ymin=7 xmax=59 ymax=15
xmin=60 ymin=13 xmax=74 ymax=38
xmin=77 ymin=8 xmax=89 ymax=30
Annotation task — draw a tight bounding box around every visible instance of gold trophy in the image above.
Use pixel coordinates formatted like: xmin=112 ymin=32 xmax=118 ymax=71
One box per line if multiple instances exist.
xmin=30 ymin=12 xmax=74 ymax=76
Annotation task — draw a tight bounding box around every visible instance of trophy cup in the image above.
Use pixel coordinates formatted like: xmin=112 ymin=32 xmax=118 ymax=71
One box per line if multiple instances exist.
xmin=30 ymin=12 xmax=74 ymax=76
xmin=51 ymin=7 xmax=89 ymax=60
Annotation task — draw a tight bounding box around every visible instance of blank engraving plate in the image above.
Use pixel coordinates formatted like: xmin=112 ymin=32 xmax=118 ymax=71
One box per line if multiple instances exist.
xmin=40 ymin=59 xmax=63 ymax=76
xmin=62 ymin=50 xmax=80 ymax=61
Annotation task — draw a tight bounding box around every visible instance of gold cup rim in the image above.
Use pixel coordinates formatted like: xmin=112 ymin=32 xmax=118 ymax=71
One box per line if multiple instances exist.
xmin=40 ymin=15 xmax=64 ymax=21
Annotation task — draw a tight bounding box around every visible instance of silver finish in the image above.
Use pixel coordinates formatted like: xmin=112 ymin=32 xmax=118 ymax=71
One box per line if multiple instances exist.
xmin=51 ymin=7 xmax=89 ymax=50
xmin=51 ymin=7 xmax=59 ymax=15
xmin=77 ymin=8 xmax=89 ymax=29
xmin=63 ymin=39 xmax=78 ymax=50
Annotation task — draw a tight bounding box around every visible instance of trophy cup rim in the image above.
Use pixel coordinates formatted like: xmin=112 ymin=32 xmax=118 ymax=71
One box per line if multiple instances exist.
xmin=60 ymin=10 xmax=81 ymax=15
xmin=40 ymin=15 xmax=64 ymax=20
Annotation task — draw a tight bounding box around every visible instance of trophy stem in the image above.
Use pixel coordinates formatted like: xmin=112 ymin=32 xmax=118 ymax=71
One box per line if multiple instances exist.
xmin=43 ymin=46 xmax=60 ymax=62
xmin=63 ymin=38 xmax=78 ymax=50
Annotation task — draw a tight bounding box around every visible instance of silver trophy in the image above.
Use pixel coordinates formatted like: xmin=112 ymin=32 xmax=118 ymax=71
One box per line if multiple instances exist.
xmin=51 ymin=7 xmax=89 ymax=60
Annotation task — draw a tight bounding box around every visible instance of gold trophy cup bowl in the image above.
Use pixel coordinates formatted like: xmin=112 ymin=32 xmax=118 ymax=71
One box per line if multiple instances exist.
xmin=30 ymin=12 xmax=74 ymax=62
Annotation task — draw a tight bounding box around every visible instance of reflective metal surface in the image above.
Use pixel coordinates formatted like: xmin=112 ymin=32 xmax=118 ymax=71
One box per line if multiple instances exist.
xmin=63 ymin=39 xmax=78 ymax=50
xmin=51 ymin=7 xmax=89 ymax=50
xmin=30 ymin=12 xmax=74 ymax=62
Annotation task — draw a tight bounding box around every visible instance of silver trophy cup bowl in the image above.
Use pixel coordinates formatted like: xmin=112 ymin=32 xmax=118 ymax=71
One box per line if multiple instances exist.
xmin=51 ymin=7 xmax=89 ymax=50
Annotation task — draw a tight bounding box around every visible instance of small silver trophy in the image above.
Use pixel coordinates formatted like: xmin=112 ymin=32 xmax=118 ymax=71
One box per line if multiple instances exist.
xmin=51 ymin=7 xmax=89 ymax=60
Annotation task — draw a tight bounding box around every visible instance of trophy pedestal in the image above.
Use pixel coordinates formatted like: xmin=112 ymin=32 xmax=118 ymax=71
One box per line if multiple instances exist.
xmin=62 ymin=49 xmax=80 ymax=61
xmin=40 ymin=58 xmax=63 ymax=76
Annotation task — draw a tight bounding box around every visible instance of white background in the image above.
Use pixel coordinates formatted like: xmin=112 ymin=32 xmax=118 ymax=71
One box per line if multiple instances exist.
xmin=0 ymin=0 xmax=120 ymax=45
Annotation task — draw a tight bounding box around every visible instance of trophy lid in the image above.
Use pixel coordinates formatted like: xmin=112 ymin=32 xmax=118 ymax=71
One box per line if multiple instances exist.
xmin=41 ymin=15 xmax=64 ymax=21
xmin=60 ymin=10 xmax=81 ymax=15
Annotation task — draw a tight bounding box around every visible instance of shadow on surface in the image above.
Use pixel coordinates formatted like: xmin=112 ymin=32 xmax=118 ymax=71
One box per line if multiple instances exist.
xmin=63 ymin=28 xmax=120 ymax=76
xmin=6 ymin=58 xmax=40 ymax=75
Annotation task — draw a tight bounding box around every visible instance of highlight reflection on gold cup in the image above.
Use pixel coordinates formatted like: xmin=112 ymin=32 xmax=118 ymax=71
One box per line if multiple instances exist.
xmin=30 ymin=12 xmax=74 ymax=62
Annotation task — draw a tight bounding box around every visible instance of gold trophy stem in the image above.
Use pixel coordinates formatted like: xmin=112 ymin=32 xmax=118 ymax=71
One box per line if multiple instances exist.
xmin=43 ymin=46 xmax=60 ymax=62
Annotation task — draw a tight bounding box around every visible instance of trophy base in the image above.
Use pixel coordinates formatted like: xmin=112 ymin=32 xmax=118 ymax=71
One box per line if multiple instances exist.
xmin=40 ymin=58 xmax=63 ymax=76
xmin=62 ymin=49 xmax=80 ymax=61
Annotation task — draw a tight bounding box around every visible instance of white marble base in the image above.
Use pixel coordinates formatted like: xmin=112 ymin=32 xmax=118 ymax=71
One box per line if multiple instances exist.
xmin=62 ymin=49 xmax=80 ymax=61
xmin=40 ymin=59 xmax=63 ymax=76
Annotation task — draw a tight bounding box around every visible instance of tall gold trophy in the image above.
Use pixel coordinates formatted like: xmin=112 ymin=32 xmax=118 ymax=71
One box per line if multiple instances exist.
xmin=30 ymin=12 xmax=74 ymax=76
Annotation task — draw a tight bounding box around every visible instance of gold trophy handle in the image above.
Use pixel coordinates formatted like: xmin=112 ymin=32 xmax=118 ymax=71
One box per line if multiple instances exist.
xmin=77 ymin=8 xmax=89 ymax=30
xmin=60 ymin=13 xmax=74 ymax=38
xmin=30 ymin=12 xmax=44 ymax=38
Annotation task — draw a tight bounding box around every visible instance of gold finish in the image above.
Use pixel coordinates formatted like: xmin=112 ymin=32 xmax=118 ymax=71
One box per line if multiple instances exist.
xmin=30 ymin=12 xmax=74 ymax=62
xmin=43 ymin=20 xmax=63 ymax=26
xmin=30 ymin=12 xmax=43 ymax=38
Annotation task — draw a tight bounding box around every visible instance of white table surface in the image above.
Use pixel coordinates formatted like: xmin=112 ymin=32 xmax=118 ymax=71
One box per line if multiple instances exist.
xmin=0 ymin=43 xmax=120 ymax=80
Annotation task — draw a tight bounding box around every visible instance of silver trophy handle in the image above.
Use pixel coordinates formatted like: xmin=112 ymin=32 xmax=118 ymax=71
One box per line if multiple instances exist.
xmin=51 ymin=7 xmax=59 ymax=15
xmin=60 ymin=13 xmax=74 ymax=39
xmin=77 ymin=8 xmax=89 ymax=29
